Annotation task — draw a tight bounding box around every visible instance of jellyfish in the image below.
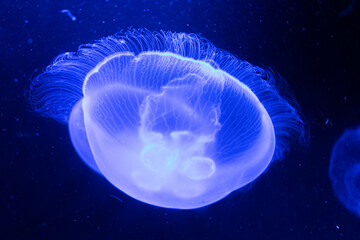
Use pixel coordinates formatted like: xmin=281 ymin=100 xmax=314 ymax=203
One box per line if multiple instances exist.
xmin=29 ymin=29 xmax=304 ymax=209
xmin=329 ymin=126 xmax=360 ymax=217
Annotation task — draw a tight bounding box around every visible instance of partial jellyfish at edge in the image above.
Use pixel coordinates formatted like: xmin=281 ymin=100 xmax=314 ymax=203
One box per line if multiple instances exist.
xmin=28 ymin=29 xmax=305 ymax=209
xmin=329 ymin=125 xmax=360 ymax=217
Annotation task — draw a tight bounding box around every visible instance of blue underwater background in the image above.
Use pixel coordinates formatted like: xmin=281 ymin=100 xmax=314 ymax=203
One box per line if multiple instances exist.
xmin=1 ymin=0 xmax=360 ymax=239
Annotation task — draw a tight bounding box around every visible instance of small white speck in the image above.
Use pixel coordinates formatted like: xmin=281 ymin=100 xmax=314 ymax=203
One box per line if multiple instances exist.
xmin=60 ymin=9 xmax=77 ymax=21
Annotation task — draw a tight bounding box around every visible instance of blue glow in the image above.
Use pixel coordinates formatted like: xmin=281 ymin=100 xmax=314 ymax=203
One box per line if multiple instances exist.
xmin=329 ymin=126 xmax=360 ymax=217
xmin=68 ymin=99 xmax=101 ymax=174
xmin=29 ymin=29 xmax=304 ymax=209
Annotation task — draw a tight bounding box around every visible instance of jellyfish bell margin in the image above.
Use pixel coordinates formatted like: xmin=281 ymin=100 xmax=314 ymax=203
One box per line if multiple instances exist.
xmin=29 ymin=29 xmax=305 ymax=209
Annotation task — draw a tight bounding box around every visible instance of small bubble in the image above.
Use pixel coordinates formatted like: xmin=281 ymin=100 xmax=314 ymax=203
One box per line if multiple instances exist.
xmin=14 ymin=78 xmax=19 ymax=83
xmin=27 ymin=38 xmax=33 ymax=44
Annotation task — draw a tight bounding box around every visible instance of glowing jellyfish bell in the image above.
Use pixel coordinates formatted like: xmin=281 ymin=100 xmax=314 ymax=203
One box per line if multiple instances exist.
xmin=329 ymin=126 xmax=360 ymax=217
xmin=29 ymin=30 xmax=304 ymax=209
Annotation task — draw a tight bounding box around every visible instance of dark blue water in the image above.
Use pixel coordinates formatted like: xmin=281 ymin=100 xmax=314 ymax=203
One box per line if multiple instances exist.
xmin=1 ymin=0 xmax=359 ymax=239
